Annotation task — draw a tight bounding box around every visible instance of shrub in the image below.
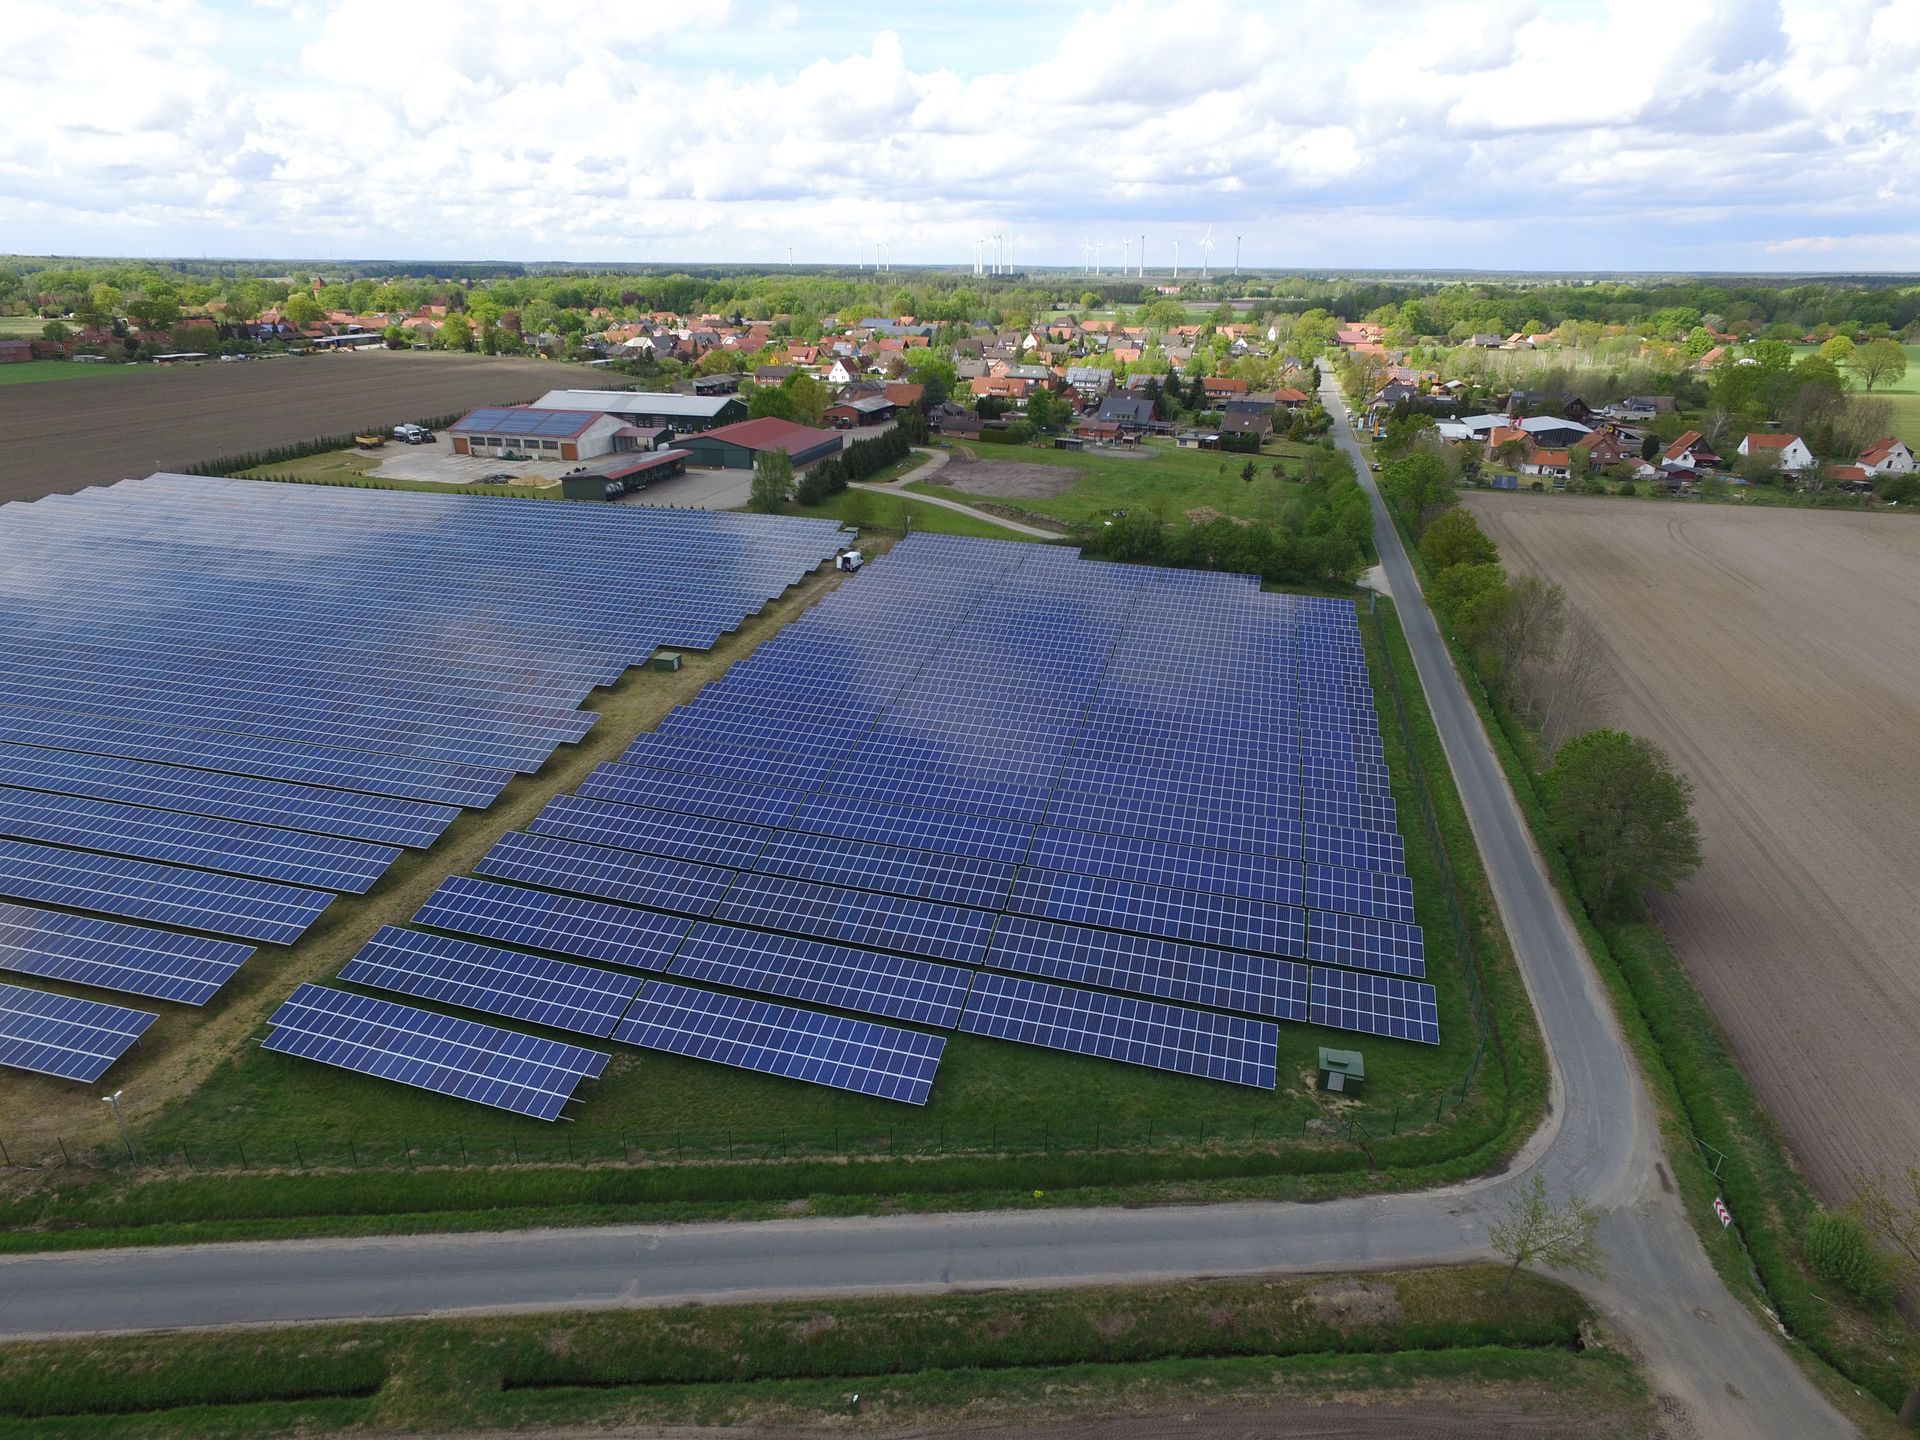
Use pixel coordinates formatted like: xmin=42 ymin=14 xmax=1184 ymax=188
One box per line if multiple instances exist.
xmin=1804 ymin=1211 xmax=1888 ymax=1302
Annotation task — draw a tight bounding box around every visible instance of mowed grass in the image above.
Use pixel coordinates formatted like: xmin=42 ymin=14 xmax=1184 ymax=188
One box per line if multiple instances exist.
xmin=1790 ymin=343 xmax=1920 ymax=444
xmin=788 ymin=484 xmax=1045 ymax=539
xmin=911 ymin=437 xmax=1316 ymax=527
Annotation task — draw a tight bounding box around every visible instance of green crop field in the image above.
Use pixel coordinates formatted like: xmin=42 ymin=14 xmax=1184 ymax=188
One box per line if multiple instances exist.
xmin=1790 ymin=342 xmax=1920 ymax=443
xmin=910 ymin=437 xmax=1316 ymax=528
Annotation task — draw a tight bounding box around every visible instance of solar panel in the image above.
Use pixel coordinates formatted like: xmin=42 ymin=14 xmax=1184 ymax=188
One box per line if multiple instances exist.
xmin=1302 ymin=822 xmax=1406 ymax=875
xmin=529 ymin=793 xmax=772 ymax=870
xmin=0 ymin=837 xmax=334 ymax=944
xmin=791 ymin=794 xmax=1035 ymax=865
xmin=753 ymin=830 xmax=1017 ymax=910
xmin=1007 ymin=868 xmax=1305 ymax=958
xmin=0 ymin=980 xmax=156 ymax=1082
xmin=578 ymin=761 xmax=807 ymax=828
xmin=338 ymin=926 xmax=643 ymax=1038
xmin=0 ymin=786 xmax=400 ymax=893
xmin=671 ymin=921 xmax=971 ymax=1027
xmin=1027 ymin=826 xmax=1303 ymax=905
xmin=0 ymin=900 xmax=253 ymax=1005
xmin=612 ymin=979 xmax=945 ymax=1105
xmin=986 ymin=915 xmax=1308 ymax=1021
xmin=1309 ymin=967 xmax=1440 ymax=1044
xmin=412 ymin=875 xmax=692 ymax=972
xmin=474 ymin=831 xmax=736 ymax=916
xmin=958 ymin=972 xmax=1278 ymax=1088
xmin=262 ymin=983 xmax=609 ymax=1119
xmin=715 ymin=872 xmax=996 ymax=966
xmin=1303 ymin=865 xmax=1416 ymax=923
xmin=1305 ymin=910 xmax=1427 ymax=978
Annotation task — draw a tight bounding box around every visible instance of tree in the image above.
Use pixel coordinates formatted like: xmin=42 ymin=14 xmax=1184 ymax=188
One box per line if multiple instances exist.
xmin=282 ymin=293 xmax=323 ymax=327
xmin=748 ymin=447 xmax=795 ymax=513
xmin=1429 ymin=561 xmax=1510 ymax=646
xmin=1488 ymin=1173 xmax=1604 ymax=1292
xmin=1817 ymin=334 xmax=1856 ymax=372
xmin=41 ymin=320 xmax=71 ymax=342
xmin=1545 ymin=729 xmax=1703 ymax=913
xmin=747 ymin=384 xmax=799 ymax=422
xmin=1848 ymin=337 xmax=1908 ymax=392
xmin=1239 ymin=460 xmax=1257 ymax=484
xmin=1420 ymin=507 xmax=1497 ymax=571
xmin=439 ymin=313 xmax=474 ymax=351
xmin=1025 ymin=386 xmax=1067 ymax=432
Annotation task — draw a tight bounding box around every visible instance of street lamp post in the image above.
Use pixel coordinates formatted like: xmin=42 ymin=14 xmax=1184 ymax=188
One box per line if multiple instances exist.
xmin=103 ymin=1089 xmax=135 ymax=1162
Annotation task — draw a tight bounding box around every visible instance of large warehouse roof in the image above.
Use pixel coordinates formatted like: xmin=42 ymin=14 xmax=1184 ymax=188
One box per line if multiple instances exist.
xmin=533 ymin=389 xmax=740 ymax=419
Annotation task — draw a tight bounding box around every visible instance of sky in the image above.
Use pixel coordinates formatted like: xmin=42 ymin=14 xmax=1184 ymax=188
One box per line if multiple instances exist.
xmin=7 ymin=0 xmax=1920 ymax=272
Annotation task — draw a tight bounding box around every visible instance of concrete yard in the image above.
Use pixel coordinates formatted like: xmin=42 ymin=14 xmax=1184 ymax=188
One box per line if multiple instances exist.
xmin=1466 ymin=491 xmax=1920 ymax=1203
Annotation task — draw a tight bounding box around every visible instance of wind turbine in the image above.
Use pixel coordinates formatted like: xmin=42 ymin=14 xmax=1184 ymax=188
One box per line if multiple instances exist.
xmin=856 ymin=237 xmax=864 ymax=271
xmin=1094 ymin=240 xmax=1104 ymax=276
xmin=1172 ymin=240 xmax=1180 ymax=280
xmin=1233 ymin=233 xmax=1241 ymax=277
xmin=1080 ymin=241 xmax=1094 ymax=275
xmin=1138 ymin=234 xmax=1145 ymax=278
xmin=1200 ymin=226 xmax=1215 ymax=280
xmin=1122 ymin=237 xmax=1130 ymax=274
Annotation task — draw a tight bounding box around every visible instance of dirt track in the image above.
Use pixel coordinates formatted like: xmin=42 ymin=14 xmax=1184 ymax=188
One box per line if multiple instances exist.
xmin=1466 ymin=493 xmax=1920 ymax=1202
xmin=932 ymin=449 xmax=1079 ymax=497
xmin=0 ymin=352 xmax=573 ymax=501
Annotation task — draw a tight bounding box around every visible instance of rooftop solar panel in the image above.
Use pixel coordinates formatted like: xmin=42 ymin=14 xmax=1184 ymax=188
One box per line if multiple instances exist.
xmin=262 ymin=983 xmax=609 ymax=1119
xmin=0 ymin=980 xmax=156 ymax=1082
xmin=0 ymin=900 xmax=253 ymax=1005
xmin=958 ymin=972 xmax=1278 ymax=1088
xmin=613 ymin=979 xmax=945 ymax=1104
xmin=338 ymin=926 xmax=643 ymax=1038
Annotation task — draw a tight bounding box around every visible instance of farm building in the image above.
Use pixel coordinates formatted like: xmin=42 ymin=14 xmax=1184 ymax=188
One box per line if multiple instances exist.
xmin=823 ymin=394 xmax=897 ymax=429
xmin=0 ymin=340 xmax=32 ymax=364
xmin=567 ymin=448 xmax=693 ymax=496
xmin=530 ymin=388 xmax=748 ymax=433
xmin=448 ymin=407 xmax=627 ymax=461
xmin=678 ymin=417 xmax=843 ymax=470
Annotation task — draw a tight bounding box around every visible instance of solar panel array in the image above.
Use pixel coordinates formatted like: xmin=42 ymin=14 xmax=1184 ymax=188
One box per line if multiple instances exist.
xmin=0 ymin=474 xmax=845 ymax=1083
xmin=267 ymin=534 xmax=1441 ymax=1117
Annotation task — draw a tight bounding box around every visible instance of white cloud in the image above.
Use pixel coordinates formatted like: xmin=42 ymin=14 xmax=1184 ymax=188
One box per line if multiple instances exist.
xmin=2 ymin=0 xmax=1917 ymax=268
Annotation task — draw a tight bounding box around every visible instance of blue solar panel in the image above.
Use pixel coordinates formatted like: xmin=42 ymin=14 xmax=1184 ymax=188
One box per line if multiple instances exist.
xmin=1303 ymin=865 xmax=1416 ymax=923
xmin=791 ymin=794 xmax=1035 ymax=865
xmin=338 ymin=926 xmax=643 ymax=1037
xmin=529 ymin=793 xmax=772 ymax=869
xmin=578 ymin=761 xmax=807 ymax=828
xmin=1302 ymin=822 xmax=1405 ymax=875
xmin=454 ymin=406 xmax=594 ymax=438
xmin=0 ymin=837 xmax=334 ymax=944
xmin=1305 ymin=910 xmax=1427 ymax=978
xmin=715 ymin=872 xmax=996 ymax=965
xmin=262 ymin=983 xmax=609 ymax=1119
xmin=1027 ymin=826 xmax=1303 ymax=905
xmin=1309 ymin=968 xmax=1440 ymax=1044
xmin=754 ymin=830 xmax=1016 ymax=910
xmin=0 ymin=980 xmax=156 ymax=1082
xmin=0 ymin=900 xmax=253 ymax=1005
xmin=0 ymin=786 xmax=400 ymax=893
xmin=986 ymin=915 xmax=1308 ymax=1021
xmin=1007 ymin=868 xmax=1305 ymax=958
xmin=671 ymin=921 xmax=971 ymax=1027
xmin=613 ymin=979 xmax=945 ymax=1104
xmin=958 ymin=972 xmax=1277 ymax=1088
xmin=0 ymin=740 xmax=459 ymax=848
xmin=412 ymin=875 xmax=692 ymax=972
xmin=475 ymin=831 xmax=736 ymax=916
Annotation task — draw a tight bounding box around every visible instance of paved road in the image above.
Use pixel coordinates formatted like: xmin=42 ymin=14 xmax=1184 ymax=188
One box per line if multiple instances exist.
xmin=0 ymin=382 xmax=1852 ymax=1437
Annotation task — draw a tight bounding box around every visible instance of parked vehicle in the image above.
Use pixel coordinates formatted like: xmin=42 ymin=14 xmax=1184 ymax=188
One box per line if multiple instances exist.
xmin=393 ymin=424 xmax=435 ymax=444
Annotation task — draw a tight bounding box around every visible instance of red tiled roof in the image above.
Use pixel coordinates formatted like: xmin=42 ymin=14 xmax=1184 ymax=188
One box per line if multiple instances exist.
xmin=1826 ymin=465 xmax=1869 ymax=481
xmin=696 ymin=417 xmax=838 ymax=451
xmin=1743 ymin=433 xmax=1800 ymax=451
xmin=1858 ymin=437 xmax=1904 ymax=465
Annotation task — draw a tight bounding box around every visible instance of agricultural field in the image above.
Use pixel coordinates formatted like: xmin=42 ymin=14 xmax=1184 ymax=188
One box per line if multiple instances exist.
xmin=1466 ymin=491 xmax=1920 ymax=1202
xmin=1792 ymin=341 xmax=1920 ymax=445
xmin=913 ymin=437 xmax=1316 ymax=527
xmin=0 ymin=350 xmax=573 ymax=502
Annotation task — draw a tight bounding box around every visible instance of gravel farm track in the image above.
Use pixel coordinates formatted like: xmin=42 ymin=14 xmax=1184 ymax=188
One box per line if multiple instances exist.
xmin=1466 ymin=492 xmax=1920 ymax=1205
xmin=0 ymin=351 xmax=574 ymax=502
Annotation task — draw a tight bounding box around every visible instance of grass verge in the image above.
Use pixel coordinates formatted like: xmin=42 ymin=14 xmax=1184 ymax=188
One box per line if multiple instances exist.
xmin=0 ymin=1269 xmax=1645 ymax=1437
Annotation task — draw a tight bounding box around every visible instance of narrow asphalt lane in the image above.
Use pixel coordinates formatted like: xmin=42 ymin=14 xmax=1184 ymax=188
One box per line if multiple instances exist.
xmin=0 ymin=388 xmax=1854 ymax=1437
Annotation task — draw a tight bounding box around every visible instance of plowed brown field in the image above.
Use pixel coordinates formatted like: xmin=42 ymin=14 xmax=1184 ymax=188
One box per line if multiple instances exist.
xmin=1466 ymin=493 xmax=1920 ymax=1201
xmin=0 ymin=351 xmax=574 ymax=502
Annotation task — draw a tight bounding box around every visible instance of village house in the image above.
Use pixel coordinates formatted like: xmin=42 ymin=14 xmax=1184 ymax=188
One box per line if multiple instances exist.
xmin=1857 ymin=437 xmax=1915 ymax=475
xmin=1737 ymin=433 xmax=1814 ymax=472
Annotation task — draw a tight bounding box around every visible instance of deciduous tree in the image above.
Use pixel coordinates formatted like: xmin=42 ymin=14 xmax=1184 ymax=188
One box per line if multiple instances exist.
xmin=1488 ymin=1173 xmax=1604 ymax=1292
xmin=1545 ymin=728 xmax=1702 ymax=913
xmin=1849 ymin=337 xmax=1908 ymax=392
xmin=748 ymin=446 xmax=795 ymax=513
xmin=1419 ymin=507 xmax=1497 ymax=571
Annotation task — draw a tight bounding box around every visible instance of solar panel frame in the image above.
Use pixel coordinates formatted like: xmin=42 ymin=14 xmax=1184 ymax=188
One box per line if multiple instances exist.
xmin=1309 ymin=967 xmax=1440 ymax=1044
